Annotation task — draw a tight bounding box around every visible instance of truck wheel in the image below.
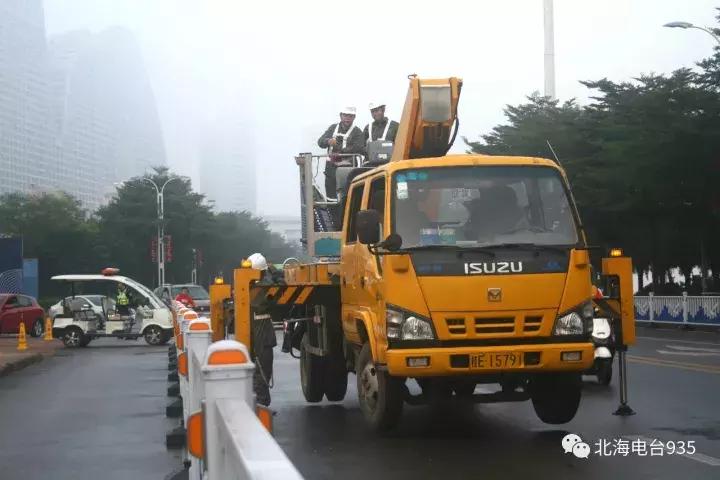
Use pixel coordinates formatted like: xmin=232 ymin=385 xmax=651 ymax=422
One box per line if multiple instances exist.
xmin=357 ymin=343 xmax=404 ymax=431
xmin=530 ymin=373 xmax=582 ymax=424
xmin=80 ymin=335 xmax=92 ymax=347
xmin=300 ymin=334 xmax=324 ymax=403
xmin=323 ymin=351 xmax=348 ymax=402
xmin=63 ymin=327 xmax=84 ymax=348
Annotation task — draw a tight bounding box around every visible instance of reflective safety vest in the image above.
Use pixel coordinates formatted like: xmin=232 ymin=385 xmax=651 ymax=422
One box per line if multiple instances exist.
xmin=366 ymin=119 xmax=391 ymax=143
xmin=332 ymin=123 xmax=356 ymax=150
xmin=117 ymin=291 xmax=129 ymax=305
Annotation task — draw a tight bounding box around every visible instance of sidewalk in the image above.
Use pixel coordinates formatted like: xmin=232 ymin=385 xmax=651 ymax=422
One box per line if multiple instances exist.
xmin=0 ymin=337 xmax=64 ymax=377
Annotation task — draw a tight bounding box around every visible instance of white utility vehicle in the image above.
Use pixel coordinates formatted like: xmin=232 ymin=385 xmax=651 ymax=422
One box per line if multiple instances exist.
xmin=51 ymin=269 xmax=173 ymax=348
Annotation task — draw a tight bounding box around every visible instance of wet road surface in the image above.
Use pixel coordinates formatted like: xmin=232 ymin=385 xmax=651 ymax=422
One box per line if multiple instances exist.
xmin=271 ymin=326 xmax=720 ymax=480
xmin=0 ymin=338 xmax=180 ymax=480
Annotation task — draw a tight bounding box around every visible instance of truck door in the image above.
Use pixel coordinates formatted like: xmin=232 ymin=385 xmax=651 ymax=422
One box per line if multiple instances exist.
xmin=357 ymin=176 xmax=386 ymax=303
xmin=355 ymin=176 xmax=387 ymax=348
xmin=341 ymin=181 xmax=367 ymax=340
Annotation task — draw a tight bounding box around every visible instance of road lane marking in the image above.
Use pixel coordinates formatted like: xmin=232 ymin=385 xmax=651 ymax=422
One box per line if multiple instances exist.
xmin=665 ymin=345 xmax=720 ymax=353
xmin=627 ymin=355 xmax=720 ymax=374
xmin=656 ymin=350 xmax=720 ymax=357
xmin=624 ymin=435 xmax=720 ymax=467
xmin=637 ymin=336 xmax=720 ymax=347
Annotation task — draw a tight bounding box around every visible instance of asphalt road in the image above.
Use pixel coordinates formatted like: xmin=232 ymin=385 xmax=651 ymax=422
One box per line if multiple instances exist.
xmin=0 ymin=338 xmax=181 ymax=480
xmin=1 ymin=328 xmax=719 ymax=480
xmin=271 ymin=326 xmax=720 ymax=480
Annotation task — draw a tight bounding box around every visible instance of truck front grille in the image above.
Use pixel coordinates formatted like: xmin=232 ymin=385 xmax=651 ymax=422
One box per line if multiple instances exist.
xmin=446 ymin=318 xmax=466 ymax=335
xmin=439 ymin=312 xmax=550 ymax=339
xmin=474 ymin=317 xmax=514 ymax=334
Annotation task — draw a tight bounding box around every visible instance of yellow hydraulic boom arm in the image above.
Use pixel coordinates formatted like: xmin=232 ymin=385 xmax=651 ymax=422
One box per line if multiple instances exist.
xmin=391 ymin=76 xmax=463 ymax=162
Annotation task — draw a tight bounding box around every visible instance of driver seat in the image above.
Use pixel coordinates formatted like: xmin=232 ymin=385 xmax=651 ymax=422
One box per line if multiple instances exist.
xmin=68 ymin=298 xmax=97 ymax=322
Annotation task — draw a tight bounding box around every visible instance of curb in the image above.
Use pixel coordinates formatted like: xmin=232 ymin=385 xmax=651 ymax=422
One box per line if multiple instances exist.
xmin=0 ymin=353 xmax=43 ymax=377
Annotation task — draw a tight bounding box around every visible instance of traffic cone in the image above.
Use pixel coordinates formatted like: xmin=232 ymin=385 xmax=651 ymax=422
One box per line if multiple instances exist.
xmin=44 ymin=317 xmax=53 ymax=341
xmin=17 ymin=323 xmax=28 ymax=351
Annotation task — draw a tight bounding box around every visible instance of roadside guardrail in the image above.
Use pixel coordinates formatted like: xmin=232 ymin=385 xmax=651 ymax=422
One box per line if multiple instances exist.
xmin=634 ymin=293 xmax=720 ymax=326
xmin=171 ymin=302 xmax=303 ymax=480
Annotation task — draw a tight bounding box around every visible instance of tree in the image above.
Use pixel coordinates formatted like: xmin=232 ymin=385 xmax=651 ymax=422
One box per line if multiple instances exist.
xmin=0 ymin=192 xmax=100 ymax=298
xmin=465 ymin=47 xmax=720 ymax=292
xmin=97 ymin=167 xmax=299 ymax=288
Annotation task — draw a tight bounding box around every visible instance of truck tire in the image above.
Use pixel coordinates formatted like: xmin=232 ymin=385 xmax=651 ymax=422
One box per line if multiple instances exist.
xmin=323 ymin=350 xmax=348 ymax=402
xmin=300 ymin=334 xmax=324 ymax=403
xmin=530 ymin=373 xmax=582 ymax=424
xmin=357 ymin=343 xmax=404 ymax=431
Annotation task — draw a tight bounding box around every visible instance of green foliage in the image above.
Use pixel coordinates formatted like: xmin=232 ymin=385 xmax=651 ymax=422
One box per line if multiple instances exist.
xmin=0 ymin=192 xmax=100 ymax=297
xmin=0 ymin=167 xmax=299 ymax=296
xmin=466 ymin=32 xmax=720 ymax=292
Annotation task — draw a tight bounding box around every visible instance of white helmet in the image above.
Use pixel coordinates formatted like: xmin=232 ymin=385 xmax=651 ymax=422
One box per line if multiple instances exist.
xmin=339 ymin=106 xmax=357 ymax=115
xmin=248 ymin=253 xmax=268 ymax=271
xmin=368 ymin=102 xmax=385 ymax=110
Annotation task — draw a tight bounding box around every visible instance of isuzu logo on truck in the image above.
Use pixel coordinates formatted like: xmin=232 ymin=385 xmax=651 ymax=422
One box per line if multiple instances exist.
xmin=464 ymin=261 xmax=523 ymax=274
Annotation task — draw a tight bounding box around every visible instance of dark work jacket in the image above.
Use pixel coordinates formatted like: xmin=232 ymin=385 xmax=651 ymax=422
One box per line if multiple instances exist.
xmin=363 ymin=117 xmax=399 ymax=144
xmin=317 ymin=122 xmax=365 ymax=155
xmin=251 ymin=270 xmax=277 ymax=348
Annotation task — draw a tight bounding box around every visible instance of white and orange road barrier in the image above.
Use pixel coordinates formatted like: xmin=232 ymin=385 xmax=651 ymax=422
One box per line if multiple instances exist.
xmin=179 ymin=324 xmax=302 ymax=479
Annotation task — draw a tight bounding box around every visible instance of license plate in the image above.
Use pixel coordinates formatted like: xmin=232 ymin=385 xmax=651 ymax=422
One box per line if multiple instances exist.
xmin=470 ymin=352 xmax=523 ymax=369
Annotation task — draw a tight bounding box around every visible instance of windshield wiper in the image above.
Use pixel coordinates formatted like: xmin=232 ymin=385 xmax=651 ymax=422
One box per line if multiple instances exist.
xmin=482 ymin=243 xmax=572 ymax=254
xmin=401 ymin=244 xmax=496 ymax=256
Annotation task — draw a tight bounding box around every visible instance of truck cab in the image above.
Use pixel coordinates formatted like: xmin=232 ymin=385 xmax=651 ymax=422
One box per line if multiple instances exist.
xmin=340 ymin=154 xmax=595 ymax=428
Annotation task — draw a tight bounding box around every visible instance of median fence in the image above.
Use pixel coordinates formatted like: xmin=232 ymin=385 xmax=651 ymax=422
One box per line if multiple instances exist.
xmin=171 ymin=302 xmax=303 ymax=480
xmin=634 ymin=293 xmax=720 ymax=327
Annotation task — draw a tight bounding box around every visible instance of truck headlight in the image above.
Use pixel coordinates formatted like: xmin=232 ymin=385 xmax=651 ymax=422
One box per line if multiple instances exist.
xmin=402 ymin=316 xmax=434 ymax=340
xmin=553 ymin=301 xmax=592 ymax=336
xmin=386 ymin=307 xmax=435 ymax=340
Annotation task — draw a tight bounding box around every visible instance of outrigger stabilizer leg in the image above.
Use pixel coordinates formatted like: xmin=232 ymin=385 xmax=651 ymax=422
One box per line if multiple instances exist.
xmin=613 ymin=345 xmax=635 ymax=416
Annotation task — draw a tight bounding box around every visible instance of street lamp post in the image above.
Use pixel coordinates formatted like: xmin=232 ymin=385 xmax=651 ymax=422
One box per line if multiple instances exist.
xmin=664 ymin=21 xmax=720 ymax=45
xmin=144 ymin=177 xmax=179 ymax=287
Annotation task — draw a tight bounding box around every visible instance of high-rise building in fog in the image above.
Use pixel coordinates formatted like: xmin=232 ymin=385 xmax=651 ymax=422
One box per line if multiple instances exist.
xmin=199 ymin=118 xmax=257 ymax=214
xmin=0 ymin=1 xmax=166 ymax=211
xmin=0 ymin=0 xmax=56 ymax=197
xmin=49 ymin=28 xmax=166 ymax=209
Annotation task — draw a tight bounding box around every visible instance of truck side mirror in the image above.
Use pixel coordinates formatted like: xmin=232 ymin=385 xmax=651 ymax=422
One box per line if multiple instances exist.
xmin=379 ymin=233 xmax=402 ymax=252
xmin=356 ymin=209 xmax=381 ymax=245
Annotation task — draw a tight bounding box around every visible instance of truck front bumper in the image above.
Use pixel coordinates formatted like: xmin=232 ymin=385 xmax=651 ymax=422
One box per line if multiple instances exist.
xmin=385 ymin=342 xmax=594 ymax=377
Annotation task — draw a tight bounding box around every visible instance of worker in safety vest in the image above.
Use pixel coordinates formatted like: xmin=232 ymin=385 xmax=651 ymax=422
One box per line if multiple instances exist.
xmin=248 ymin=253 xmax=278 ymax=406
xmin=116 ymin=283 xmax=131 ymax=316
xmin=363 ymin=102 xmax=399 ymax=145
xmin=317 ymin=106 xmax=365 ymax=200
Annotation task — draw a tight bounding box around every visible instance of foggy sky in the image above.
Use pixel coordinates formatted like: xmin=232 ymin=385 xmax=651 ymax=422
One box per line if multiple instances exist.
xmin=44 ymin=0 xmax=719 ymax=216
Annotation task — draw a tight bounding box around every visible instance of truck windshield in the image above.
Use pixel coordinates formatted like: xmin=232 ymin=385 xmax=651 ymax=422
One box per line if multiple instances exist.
xmin=391 ymin=166 xmax=579 ymax=248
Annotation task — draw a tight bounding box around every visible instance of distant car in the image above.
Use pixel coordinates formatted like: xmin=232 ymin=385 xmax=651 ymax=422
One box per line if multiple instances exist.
xmin=154 ymin=284 xmax=210 ymax=314
xmin=49 ymin=295 xmax=115 ymax=321
xmin=0 ymin=293 xmax=46 ymax=337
